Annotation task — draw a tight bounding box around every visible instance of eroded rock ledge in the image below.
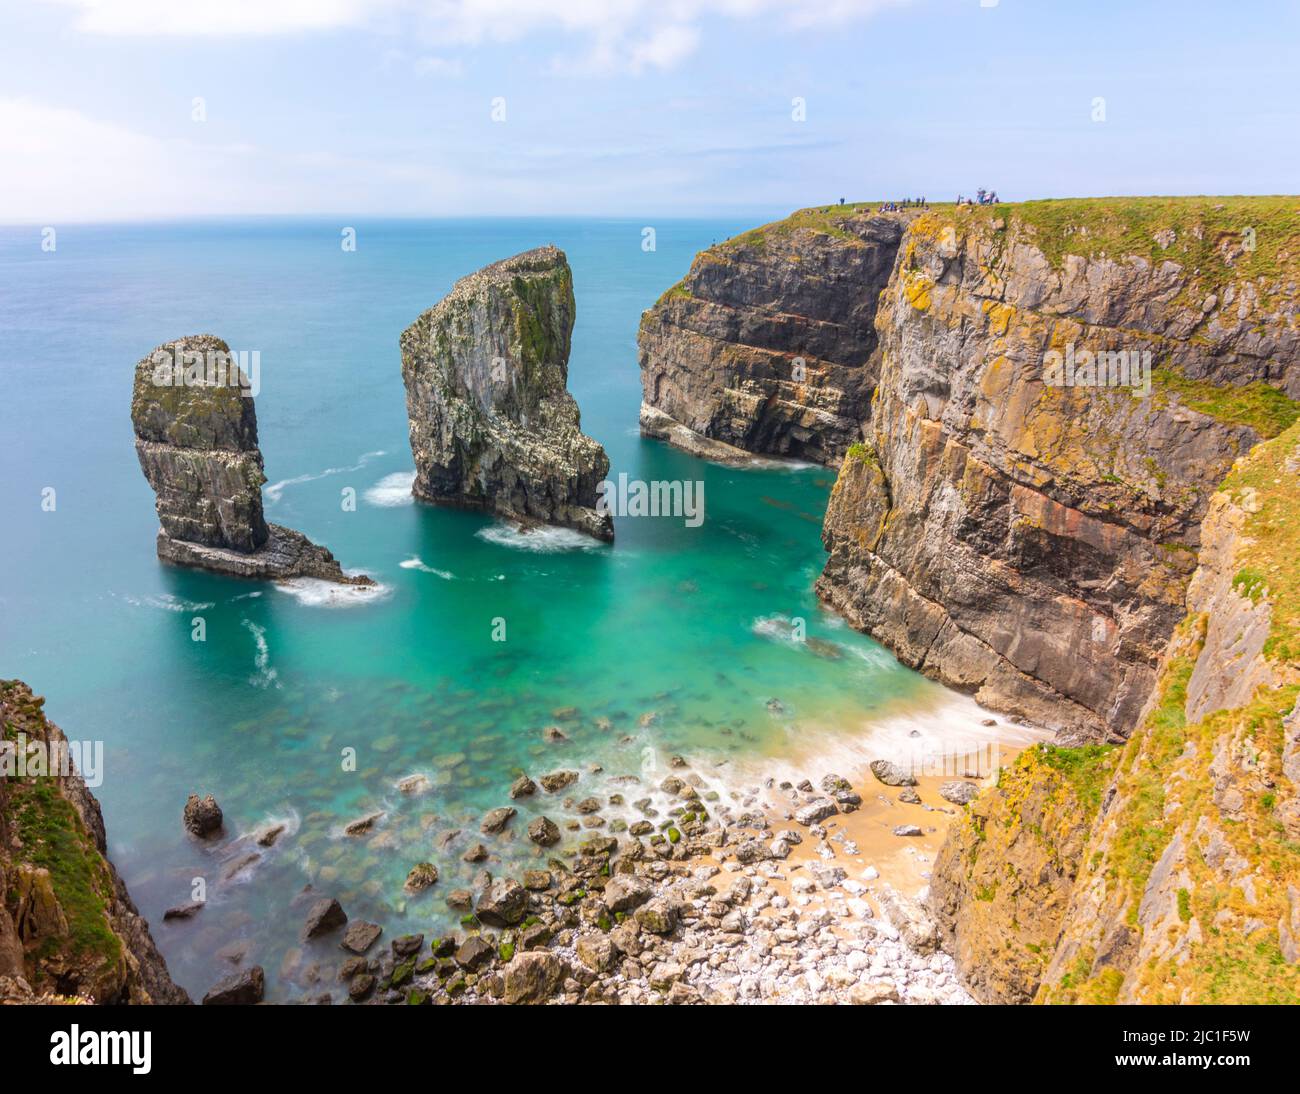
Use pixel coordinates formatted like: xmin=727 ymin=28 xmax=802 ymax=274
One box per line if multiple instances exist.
xmin=131 ymin=335 xmax=371 ymax=585
xmin=400 ymin=246 xmax=613 ymax=541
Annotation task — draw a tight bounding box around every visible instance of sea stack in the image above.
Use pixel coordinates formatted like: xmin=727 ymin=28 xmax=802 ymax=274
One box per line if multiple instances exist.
xmin=131 ymin=334 xmax=372 ymax=584
xmin=400 ymin=246 xmax=613 ymax=541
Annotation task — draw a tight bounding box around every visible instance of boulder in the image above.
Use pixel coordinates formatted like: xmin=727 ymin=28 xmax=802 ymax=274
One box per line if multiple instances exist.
xmin=528 ymin=816 xmax=561 ymax=847
xmin=502 ymin=951 xmax=566 ymax=1004
xmin=475 ymin=877 xmax=528 ymax=927
xmin=182 ymin=793 xmax=223 ymax=838
xmin=404 ymin=863 xmax=439 ymax=892
xmin=340 ymin=921 xmax=382 ymax=955
xmin=794 ymin=799 xmax=838 ymax=826
xmin=603 ymin=874 xmax=652 ymax=913
xmin=481 ymin=806 xmax=516 ymax=834
xmin=301 ymin=898 xmax=347 ymax=940
xmin=869 ymin=760 xmax=918 ymax=787
xmin=939 ymin=780 xmax=981 ymax=806
xmin=202 ymin=965 xmax=265 ymax=1005
xmin=539 ymin=770 xmax=579 ymax=793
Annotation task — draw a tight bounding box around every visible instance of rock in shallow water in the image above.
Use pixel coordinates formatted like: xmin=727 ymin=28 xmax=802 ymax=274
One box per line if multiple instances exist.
xmin=182 ymin=793 xmax=223 ymax=838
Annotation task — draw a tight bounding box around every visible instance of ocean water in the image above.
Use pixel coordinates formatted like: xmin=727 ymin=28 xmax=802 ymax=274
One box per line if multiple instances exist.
xmin=0 ymin=218 xmax=1012 ymax=1000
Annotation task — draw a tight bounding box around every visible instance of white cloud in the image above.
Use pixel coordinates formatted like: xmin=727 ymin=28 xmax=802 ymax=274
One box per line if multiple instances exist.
xmin=0 ymin=97 xmax=255 ymax=220
xmin=42 ymin=0 xmax=909 ymax=72
xmin=413 ymin=55 xmax=464 ymax=77
xmin=41 ymin=0 xmax=389 ymax=36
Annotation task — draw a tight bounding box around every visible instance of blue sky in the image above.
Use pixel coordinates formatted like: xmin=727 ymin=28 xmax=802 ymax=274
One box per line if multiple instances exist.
xmin=2 ymin=0 xmax=1298 ymax=221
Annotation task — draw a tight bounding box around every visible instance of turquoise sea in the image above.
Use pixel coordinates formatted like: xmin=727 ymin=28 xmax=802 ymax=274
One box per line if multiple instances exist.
xmin=0 ymin=218 xmax=1003 ymax=1000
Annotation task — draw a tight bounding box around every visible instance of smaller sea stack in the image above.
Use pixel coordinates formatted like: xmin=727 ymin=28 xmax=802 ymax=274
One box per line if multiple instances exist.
xmin=131 ymin=334 xmax=372 ymax=584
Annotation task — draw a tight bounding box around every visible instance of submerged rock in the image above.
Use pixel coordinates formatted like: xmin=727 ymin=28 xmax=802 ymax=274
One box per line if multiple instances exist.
xmin=131 ymin=334 xmax=372 ymax=585
xmin=399 ymin=247 xmax=613 ymax=541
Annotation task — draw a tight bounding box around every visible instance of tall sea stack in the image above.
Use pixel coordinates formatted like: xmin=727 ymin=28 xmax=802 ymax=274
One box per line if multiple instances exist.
xmin=400 ymin=246 xmax=613 ymax=541
xmin=131 ymin=334 xmax=371 ymax=584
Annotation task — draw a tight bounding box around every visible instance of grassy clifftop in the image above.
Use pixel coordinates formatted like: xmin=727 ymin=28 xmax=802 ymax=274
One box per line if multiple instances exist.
xmin=724 ymin=195 xmax=1300 ymax=276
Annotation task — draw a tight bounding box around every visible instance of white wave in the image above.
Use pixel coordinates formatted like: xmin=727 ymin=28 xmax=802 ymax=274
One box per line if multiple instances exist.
xmin=119 ymin=592 xmax=214 ymax=613
xmin=364 ymin=470 xmax=417 ymax=507
xmin=265 ymin=450 xmax=386 ymax=504
xmin=275 ymin=578 xmax=391 ymax=609
xmin=751 ymin=613 xmax=802 ymax=645
xmin=728 ymin=690 xmax=1052 ymax=790
xmin=399 ymin=555 xmax=455 ymax=579
xmin=475 ymin=524 xmax=607 ymax=552
xmin=741 ymin=456 xmax=819 ymax=471
xmin=242 ymin=619 xmax=281 ymax=689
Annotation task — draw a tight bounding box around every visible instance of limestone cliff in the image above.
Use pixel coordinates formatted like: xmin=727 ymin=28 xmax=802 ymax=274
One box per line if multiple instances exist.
xmin=639 ymin=208 xmax=904 ymax=465
xmin=0 ymin=680 xmax=189 ymax=1004
xmin=132 ymin=335 xmax=371 ymax=584
xmin=932 ymin=422 xmax=1300 ymax=1004
xmin=400 ymin=247 xmax=613 ymax=541
xmin=644 ymin=198 xmax=1300 ymax=739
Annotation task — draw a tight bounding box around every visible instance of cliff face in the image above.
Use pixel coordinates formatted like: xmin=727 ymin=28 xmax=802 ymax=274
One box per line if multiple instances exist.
xmin=401 ymin=246 xmax=613 ymax=541
xmin=819 ymin=202 xmax=1300 ymax=740
xmin=638 ymin=209 xmax=904 ymax=465
xmin=643 ymin=198 xmax=1300 ymax=739
xmin=1035 ymin=422 xmax=1300 ymax=1004
xmin=931 ymin=422 xmax=1300 ymax=1005
xmin=0 ymin=680 xmax=189 ymax=1004
xmin=929 ymin=743 xmax=1118 ymax=1004
xmin=132 ymin=335 xmax=369 ymax=584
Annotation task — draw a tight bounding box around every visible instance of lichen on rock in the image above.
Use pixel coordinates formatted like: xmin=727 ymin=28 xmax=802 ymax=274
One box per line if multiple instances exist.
xmin=400 ymin=246 xmax=612 ymax=541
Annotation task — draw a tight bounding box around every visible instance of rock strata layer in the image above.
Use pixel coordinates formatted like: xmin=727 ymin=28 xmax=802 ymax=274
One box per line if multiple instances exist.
xmin=0 ymin=680 xmax=189 ymax=1004
xmin=639 ymin=210 xmax=904 ymax=465
xmin=132 ymin=335 xmax=370 ymax=584
xmin=400 ymin=247 xmax=613 ymax=541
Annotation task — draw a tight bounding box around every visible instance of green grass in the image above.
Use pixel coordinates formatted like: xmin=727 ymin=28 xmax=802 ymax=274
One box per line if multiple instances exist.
xmin=11 ymin=779 xmax=122 ymax=970
xmin=1031 ymin=743 xmax=1118 ymax=818
xmin=961 ymin=195 xmax=1300 ymax=285
xmin=1220 ymin=419 xmax=1300 ymax=661
xmin=1152 ymin=368 xmax=1300 ymax=439
xmin=845 ymin=441 xmax=878 ymax=466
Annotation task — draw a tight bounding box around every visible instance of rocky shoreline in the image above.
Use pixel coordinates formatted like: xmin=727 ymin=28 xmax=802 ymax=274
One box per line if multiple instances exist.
xmin=211 ymin=748 xmax=993 ymax=1006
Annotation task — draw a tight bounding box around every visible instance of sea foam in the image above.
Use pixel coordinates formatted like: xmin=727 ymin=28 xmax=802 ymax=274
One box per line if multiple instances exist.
xmin=475 ymin=523 xmax=606 ymax=552
xmin=364 ymin=470 xmax=417 ymax=507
